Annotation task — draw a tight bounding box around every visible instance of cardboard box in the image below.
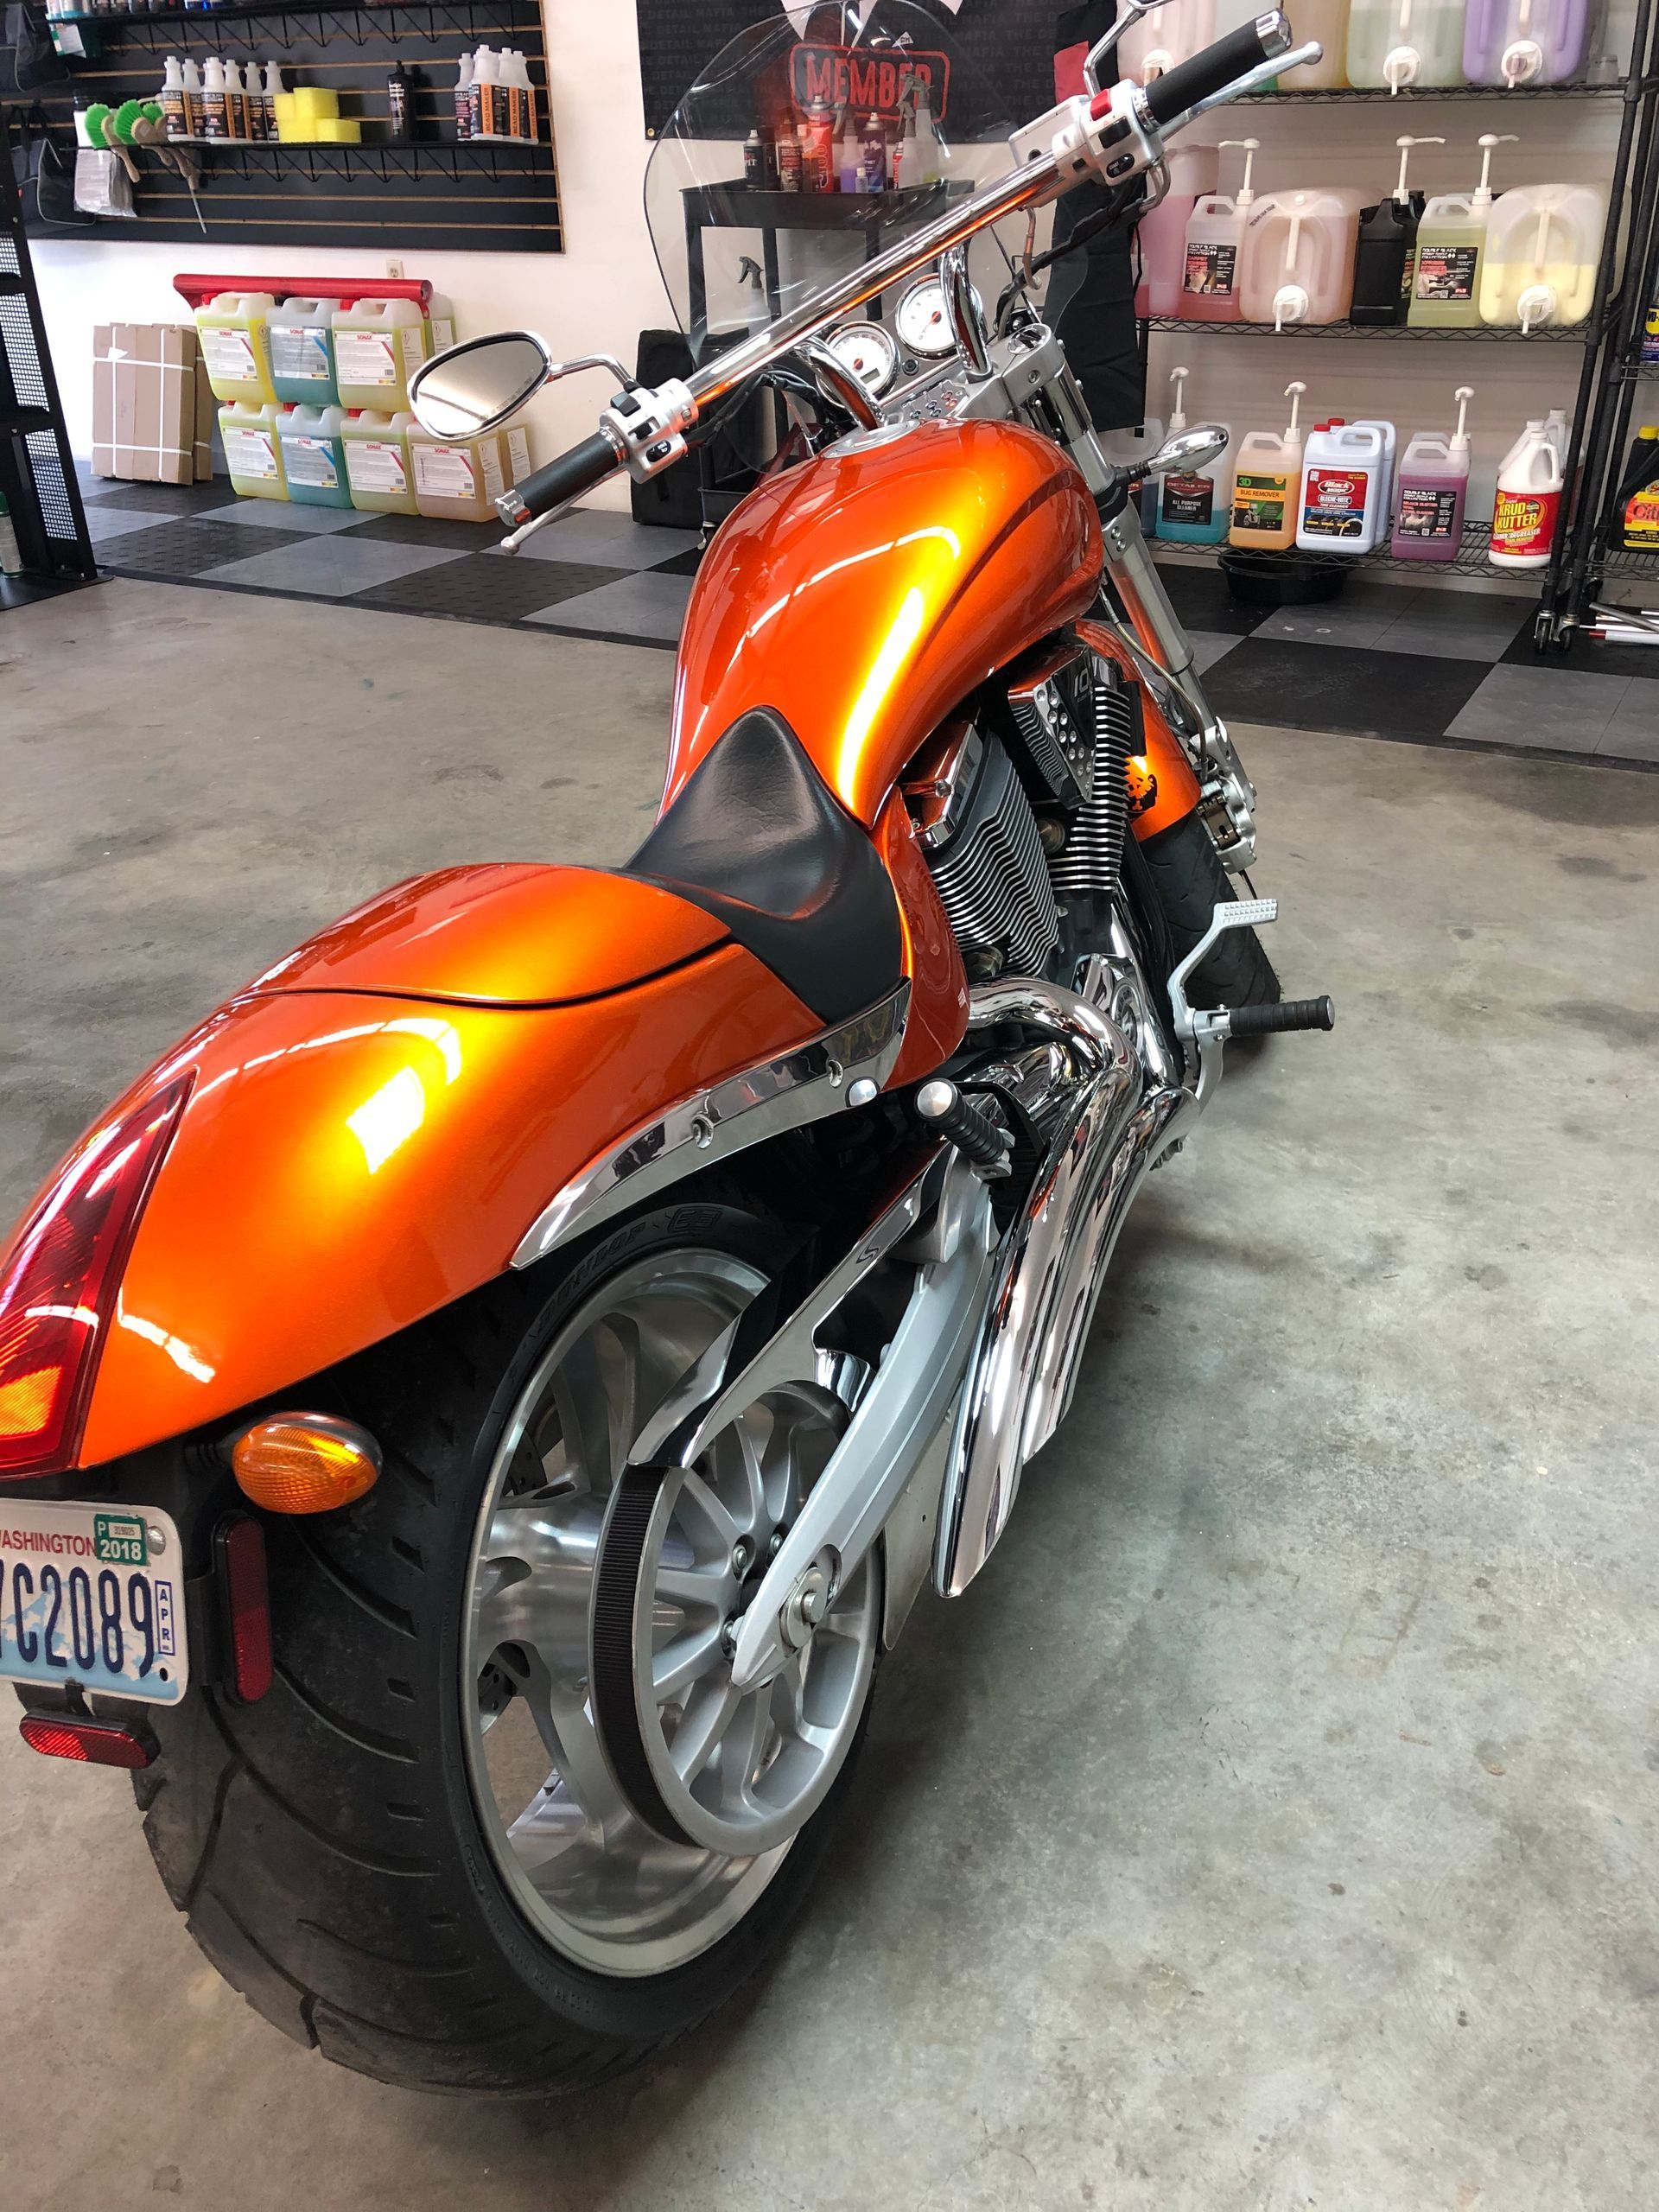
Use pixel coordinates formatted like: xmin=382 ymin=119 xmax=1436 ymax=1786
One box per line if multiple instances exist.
xmin=92 ymin=323 xmax=199 ymax=484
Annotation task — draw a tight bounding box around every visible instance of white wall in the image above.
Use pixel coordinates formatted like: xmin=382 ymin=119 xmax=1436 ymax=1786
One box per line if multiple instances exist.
xmin=33 ymin=0 xmax=667 ymax=511
xmin=32 ymin=0 xmax=1640 ymax=528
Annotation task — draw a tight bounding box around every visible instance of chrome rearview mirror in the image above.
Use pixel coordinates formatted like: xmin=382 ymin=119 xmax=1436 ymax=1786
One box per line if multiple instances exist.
xmin=410 ymin=331 xmax=555 ymax=439
xmin=1083 ymin=0 xmax=1156 ymax=91
xmin=1147 ymin=423 xmax=1230 ymax=479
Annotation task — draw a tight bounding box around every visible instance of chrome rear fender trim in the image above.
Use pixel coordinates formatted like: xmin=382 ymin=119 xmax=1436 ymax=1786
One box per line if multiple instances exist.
xmin=511 ymin=984 xmax=910 ymax=1268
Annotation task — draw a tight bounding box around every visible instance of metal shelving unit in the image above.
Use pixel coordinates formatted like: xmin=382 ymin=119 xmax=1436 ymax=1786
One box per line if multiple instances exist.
xmin=1140 ymin=24 xmax=1659 ymax=632
xmin=0 ymin=109 xmax=96 ymax=597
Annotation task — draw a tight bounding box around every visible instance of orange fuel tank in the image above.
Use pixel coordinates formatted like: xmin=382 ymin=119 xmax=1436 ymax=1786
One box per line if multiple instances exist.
xmin=666 ymin=419 xmax=1103 ymax=828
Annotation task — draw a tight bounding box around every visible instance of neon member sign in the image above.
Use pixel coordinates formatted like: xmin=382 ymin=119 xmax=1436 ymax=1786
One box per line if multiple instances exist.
xmin=789 ymin=44 xmax=952 ymax=121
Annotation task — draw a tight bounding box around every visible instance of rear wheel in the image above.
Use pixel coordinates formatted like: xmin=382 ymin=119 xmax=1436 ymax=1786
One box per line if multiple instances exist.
xmin=1140 ymin=812 xmax=1281 ymax=1012
xmin=136 ymin=1199 xmax=878 ymax=2095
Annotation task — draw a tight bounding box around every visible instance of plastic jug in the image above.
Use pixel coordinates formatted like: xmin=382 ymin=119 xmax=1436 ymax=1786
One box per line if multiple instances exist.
xmin=276 ymin=404 xmax=352 ymax=509
xmin=1409 ymin=133 xmax=1511 ymax=327
xmin=1490 ymin=416 xmax=1562 ymax=567
xmin=1346 ymin=0 xmax=1467 ymax=87
xmin=1179 ymin=138 xmax=1256 ymax=321
xmin=1157 ymin=367 xmax=1230 ymax=544
xmin=1136 ymin=143 xmax=1218 ymax=319
xmin=1352 ymin=136 xmax=1440 ymax=324
xmin=219 ymin=400 xmax=288 ymax=501
xmin=1478 ymin=181 xmax=1604 ymax=329
xmin=1391 ymin=384 xmax=1473 ymax=560
xmin=1276 ymin=0 xmax=1352 ymax=85
xmin=341 ymin=410 xmax=419 ymax=515
xmin=268 ymin=296 xmax=339 ymax=407
xmin=1463 ymin=0 xmax=1589 ymax=83
xmin=333 ymin=297 xmax=430 ymax=414
xmin=1230 ymin=380 xmax=1307 ymax=550
xmin=410 ymin=423 xmax=530 ymax=522
xmin=1298 ymin=418 xmax=1394 ymax=551
xmin=195 ymin=292 xmax=278 ymax=405
xmin=1240 ymin=189 xmax=1363 ymax=327
xmin=1120 ymin=0 xmax=1217 ymax=81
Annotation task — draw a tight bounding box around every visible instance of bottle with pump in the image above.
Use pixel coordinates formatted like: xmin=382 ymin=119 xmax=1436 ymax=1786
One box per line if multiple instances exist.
xmin=1137 ymin=143 xmax=1217 ymax=318
xmin=1239 ymin=188 xmax=1364 ymax=327
xmin=1230 ymin=379 xmax=1307 ymax=550
xmin=1347 ymin=0 xmax=1465 ymax=86
xmin=1274 ymin=0 xmax=1351 ymax=86
xmin=1409 ymin=134 xmax=1513 ymax=327
xmin=1351 ymin=136 xmax=1440 ymax=324
xmin=1391 ymin=384 xmax=1473 ymax=561
xmin=1157 ymin=365 xmax=1231 ymax=544
xmin=1121 ymin=0 xmax=1218 ymax=83
xmin=1614 ymin=425 xmax=1659 ymax=552
xmin=1179 ymin=137 xmax=1256 ymax=321
xmin=1491 ymin=417 xmax=1563 ymax=568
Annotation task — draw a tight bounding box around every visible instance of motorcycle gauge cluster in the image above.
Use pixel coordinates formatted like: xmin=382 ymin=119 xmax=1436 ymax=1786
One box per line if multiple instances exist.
xmin=825 ymin=321 xmax=900 ymax=397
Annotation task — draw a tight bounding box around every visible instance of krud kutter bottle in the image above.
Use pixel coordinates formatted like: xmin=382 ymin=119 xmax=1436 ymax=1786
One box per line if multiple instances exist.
xmin=1490 ymin=418 xmax=1563 ymax=568
xmin=1464 ymin=0 xmax=1592 ymax=85
xmin=1392 ymin=384 xmax=1474 ymax=561
xmin=1230 ymin=379 xmax=1307 ymax=550
xmin=1137 ymin=143 xmax=1217 ymax=319
xmin=1351 ymin=134 xmax=1440 ymax=325
xmin=1179 ymin=137 xmax=1256 ymax=322
xmin=1409 ymin=134 xmax=1514 ymax=327
xmin=1157 ymin=365 xmax=1230 ymax=544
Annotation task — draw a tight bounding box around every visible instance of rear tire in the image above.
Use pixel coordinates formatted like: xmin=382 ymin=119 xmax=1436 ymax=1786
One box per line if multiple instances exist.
xmin=1140 ymin=813 xmax=1281 ymax=1012
xmin=135 ymin=1198 xmax=875 ymax=2096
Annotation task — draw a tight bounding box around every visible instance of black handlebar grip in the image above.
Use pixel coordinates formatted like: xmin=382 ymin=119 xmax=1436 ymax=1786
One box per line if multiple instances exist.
xmin=500 ymin=430 xmax=620 ymax=527
xmin=1227 ymin=995 xmax=1337 ymax=1039
xmin=1139 ymin=12 xmax=1294 ymax=127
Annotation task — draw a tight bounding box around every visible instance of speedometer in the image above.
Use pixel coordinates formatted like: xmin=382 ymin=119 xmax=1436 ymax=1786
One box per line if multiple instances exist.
xmin=825 ymin=321 xmax=899 ymax=397
xmin=896 ymin=278 xmax=958 ymax=360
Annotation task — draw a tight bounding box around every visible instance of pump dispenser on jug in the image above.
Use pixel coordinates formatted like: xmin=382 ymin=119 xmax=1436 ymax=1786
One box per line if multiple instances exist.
xmin=1157 ymin=365 xmax=1231 ymax=544
xmin=1179 ymin=138 xmax=1256 ymax=321
xmin=1351 ymin=136 xmax=1440 ymax=324
xmin=1230 ymin=380 xmax=1307 ymax=550
xmin=1392 ymin=385 xmax=1474 ymax=561
xmin=1410 ymin=134 xmax=1514 ymax=328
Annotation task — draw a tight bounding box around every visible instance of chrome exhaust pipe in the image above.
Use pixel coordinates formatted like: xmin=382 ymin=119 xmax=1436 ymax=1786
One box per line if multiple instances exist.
xmin=935 ymin=975 xmax=1184 ymax=1599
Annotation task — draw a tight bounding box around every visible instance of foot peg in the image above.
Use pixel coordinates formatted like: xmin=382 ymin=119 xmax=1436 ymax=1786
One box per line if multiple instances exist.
xmin=1226 ymin=996 xmax=1336 ymax=1039
xmin=915 ymin=1079 xmax=1014 ymax=1179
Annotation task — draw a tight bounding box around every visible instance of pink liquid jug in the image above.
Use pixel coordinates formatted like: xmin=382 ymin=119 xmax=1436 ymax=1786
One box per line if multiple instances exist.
xmin=1135 ymin=143 xmax=1218 ymax=318
xmin=1463 ymin=0 xmax=1590 ymax=85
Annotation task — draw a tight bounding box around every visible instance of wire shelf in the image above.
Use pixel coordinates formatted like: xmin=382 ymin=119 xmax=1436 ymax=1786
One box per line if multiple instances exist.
xmin=1141 ymin=315 xmax=1591 ymax=342
xmin=1157 ymin=522 xmax=1541 ymax=581
xmin=1235 ymin=81 xmax=1624 ymax=102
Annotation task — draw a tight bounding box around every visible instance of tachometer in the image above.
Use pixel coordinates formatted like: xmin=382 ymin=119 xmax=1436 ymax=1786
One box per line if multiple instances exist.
xmin=825 ymin=321 xmax=899 ymax=397
xmin=896 ymin=277 xmax=959 ymax=360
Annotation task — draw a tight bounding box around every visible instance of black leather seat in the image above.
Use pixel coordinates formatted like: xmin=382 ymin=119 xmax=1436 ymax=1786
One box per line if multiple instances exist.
xmin=628 ymin=709 xmax=905 ymax=1027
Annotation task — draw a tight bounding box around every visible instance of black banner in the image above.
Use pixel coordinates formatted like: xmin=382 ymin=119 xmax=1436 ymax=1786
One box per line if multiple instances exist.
xmin=637 ymin=1 xmax=1061 ymax=137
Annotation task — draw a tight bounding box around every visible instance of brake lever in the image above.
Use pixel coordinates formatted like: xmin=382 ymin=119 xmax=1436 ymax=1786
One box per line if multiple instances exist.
xmin=499 ymin=505 xmax=569 ymax=556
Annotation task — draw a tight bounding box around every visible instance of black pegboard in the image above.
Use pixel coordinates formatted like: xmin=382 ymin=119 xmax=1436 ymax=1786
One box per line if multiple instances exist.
xmin=638 ymin=0 xmax=1060 ymax=139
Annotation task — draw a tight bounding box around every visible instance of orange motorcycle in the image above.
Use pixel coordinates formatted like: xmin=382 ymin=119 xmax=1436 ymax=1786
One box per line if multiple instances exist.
xmin=0 ymin=2 xmax=1332 ymax=2094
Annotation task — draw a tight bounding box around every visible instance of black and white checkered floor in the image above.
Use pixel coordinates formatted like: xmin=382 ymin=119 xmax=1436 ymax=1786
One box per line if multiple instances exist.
xmin=74 ymin=471 xmax=1659 ymax=770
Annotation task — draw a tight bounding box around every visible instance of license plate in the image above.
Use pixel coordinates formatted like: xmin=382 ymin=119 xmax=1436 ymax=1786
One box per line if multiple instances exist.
xmin=0 ymin=1502 xmax=189 ymax=1707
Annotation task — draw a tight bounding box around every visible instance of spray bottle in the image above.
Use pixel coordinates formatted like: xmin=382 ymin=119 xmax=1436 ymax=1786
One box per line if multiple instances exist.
xmin=1158 ymin=365 xmax=1231 ymax=544
xmin=1352 ymin=135 xmax=1441 ymax=324
xmin=1230 ymin=380 xmax=1307 ymax=550
xmin=1392 ymin=385 xmax=1473 ymax=561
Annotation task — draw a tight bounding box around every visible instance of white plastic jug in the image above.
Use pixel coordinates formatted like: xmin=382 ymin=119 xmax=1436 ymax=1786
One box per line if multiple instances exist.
xmin=1491 ymin=416 xmax=1563 ymax=567
xmin=219 ymin=400 xmax=287 ymax=502
xmin=1120 ymin=0 xmax=1216 ymax=81
xmin=195 ymin=292 xmax=278 ymax=405
xmin=1478 ymin=183 xmax=1604 ymax=329
xmin=1239 ymin=189 xmax=1364 ymax=327
xmin=1347 ymin=0 xmax=1467 ymax=87
xmin=1136 ymin=143 xmax=1218 ymax=318
xmin=1179 ymin=137 xmax=1256 ymax=322
xmin=333 ymin=297 xmax=430 ymax=413
xmin=268 ymin=297 xmax=339 ymax=407
xmin=1463 ymin=0 xmax=1589 ymax=83
xmin=1297 ymin=418 xmax=1393 ymax=551
xmin=341 ymin=410 xmax=419 ymax=515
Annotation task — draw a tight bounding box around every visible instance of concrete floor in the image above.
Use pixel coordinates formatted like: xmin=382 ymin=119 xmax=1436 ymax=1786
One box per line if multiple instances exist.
xmin=3 ymin=580 xmax=1657 ymax=2211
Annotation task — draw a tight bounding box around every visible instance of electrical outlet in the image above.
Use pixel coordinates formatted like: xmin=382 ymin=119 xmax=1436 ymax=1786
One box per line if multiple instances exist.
xmin=385 ymin=258 xmax=404 ymax=280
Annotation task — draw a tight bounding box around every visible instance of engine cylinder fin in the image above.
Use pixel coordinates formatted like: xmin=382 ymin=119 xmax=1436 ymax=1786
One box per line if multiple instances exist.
xmin=926 ymin=733 xmax=1061 ymax=982
xmin=1048 ymin=662 xmax=1137 ymax=898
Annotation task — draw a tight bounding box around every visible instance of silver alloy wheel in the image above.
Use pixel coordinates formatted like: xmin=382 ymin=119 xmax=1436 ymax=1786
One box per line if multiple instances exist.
xmin=461 ymin=1248 xmax=879 ymax=1979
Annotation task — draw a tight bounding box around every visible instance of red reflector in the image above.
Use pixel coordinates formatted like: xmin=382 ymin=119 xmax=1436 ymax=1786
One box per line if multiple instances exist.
xmin=217 ymin=1515 xmax=273 ymax=1703
xmin=0 ymin=1071 xmax=195 ymax=1481
xmin=19 ymin=1713 xmax=153 ymax=1768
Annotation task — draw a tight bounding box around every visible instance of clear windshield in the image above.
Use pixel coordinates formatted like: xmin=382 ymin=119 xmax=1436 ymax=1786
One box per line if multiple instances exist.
xmin=645 ymin=0 xmax=1039 ymax=368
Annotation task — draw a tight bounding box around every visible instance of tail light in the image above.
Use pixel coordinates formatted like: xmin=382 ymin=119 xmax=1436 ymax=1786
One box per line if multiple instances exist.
xmin=19 ymin=1713 xmax=155 ymax=1768
xmin=0 ymin=1071 xmax=194 ymax=1482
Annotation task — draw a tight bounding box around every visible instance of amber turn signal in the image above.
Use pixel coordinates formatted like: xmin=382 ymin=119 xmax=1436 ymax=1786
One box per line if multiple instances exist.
xmin=232 ymin=1413 xmax=382 ymax=1515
